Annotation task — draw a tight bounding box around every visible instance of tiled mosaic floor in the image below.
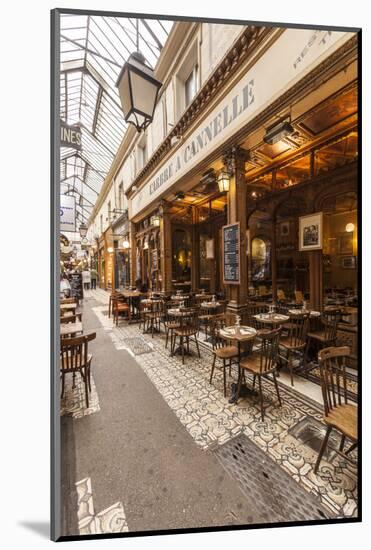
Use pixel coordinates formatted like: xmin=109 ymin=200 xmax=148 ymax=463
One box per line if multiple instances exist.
xmin=60 ymin=373 xmax=100 ymax=418
xmin=89 ymin=292 xmax=357 ymax=520
xmin=76 ymin=477 xmax=128 ymax=534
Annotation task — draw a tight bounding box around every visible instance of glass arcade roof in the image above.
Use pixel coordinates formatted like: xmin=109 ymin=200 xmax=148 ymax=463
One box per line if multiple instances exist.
xmin=60 ymin=14 xmax=173 ymax=227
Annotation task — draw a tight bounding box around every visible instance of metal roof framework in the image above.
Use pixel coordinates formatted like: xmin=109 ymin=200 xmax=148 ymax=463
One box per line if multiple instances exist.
xmin=60 ymin=14 xmax=172 ymax=226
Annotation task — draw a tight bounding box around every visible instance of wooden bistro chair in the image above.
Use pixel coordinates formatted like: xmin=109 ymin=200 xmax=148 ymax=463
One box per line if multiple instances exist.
xmin=111 ymin=295 xmax=130 ymax=326
xmin=144 ymin=299 xmax=163 ymax=338
xmin=172 ymin=308 xmax=201 ymax=364
xmin=314 ymin=346 xmax=357 ymax=473
xmin=60 ymin=332 xmax=96 ymax=408
xmin=279 ymin=312 xmax=309 ymax=386
xmin=60 ymin=313 xmax=82 ymax=324
xmin=277 ymin=289 xmax=287 ymax=303
xmin=295 ymin=290 xmax=304 ymax=305
xmin=108 ymin=291 xmax=123 ymax=318
xmin=305 ymin=311 xmax=340 ymax=364
xmin=209 ymin=316 xmax=239 ymax=398
xmin=239 ymin=329 xmax=282 ymax=421
xmin=162 ymin=300 xmax=180 ymax=348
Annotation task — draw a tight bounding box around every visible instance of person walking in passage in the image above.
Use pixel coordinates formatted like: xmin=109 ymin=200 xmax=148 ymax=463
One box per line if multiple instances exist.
xmin=90 ymin=267 xmax=98 ymax=289
xmin=82 ymin=268 xmax=91 ymax=290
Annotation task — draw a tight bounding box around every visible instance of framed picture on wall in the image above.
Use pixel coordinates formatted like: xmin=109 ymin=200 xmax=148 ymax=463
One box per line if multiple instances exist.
xmin=299 ymin=212 xmax=323 ymax=251
xmin=342 ymin=256 xmax=356 ymax=269
xmin=338 ymin=232 xmax=354 ymax=254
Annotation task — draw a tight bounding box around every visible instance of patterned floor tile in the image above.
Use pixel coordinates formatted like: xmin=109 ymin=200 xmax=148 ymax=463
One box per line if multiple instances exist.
xmin=60 ymin=374 xmax=100 ymax=418
xmin=88 ymin=291 xmax=357 ymax=519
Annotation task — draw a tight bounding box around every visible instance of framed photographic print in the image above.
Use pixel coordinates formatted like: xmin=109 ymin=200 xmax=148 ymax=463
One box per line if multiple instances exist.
xmin=342 ymin=256 xmax=356 ymax=269
xmin=51 ymin=7 xmax=360 ymax=543
xmin=338 ymin=232 xmax=354 ymax=254
xmin=299 ymin=212 xmax=323 ymax=251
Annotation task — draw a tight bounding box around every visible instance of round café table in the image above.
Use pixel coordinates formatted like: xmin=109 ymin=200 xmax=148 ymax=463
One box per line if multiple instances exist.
xmin=219 ymin=325 xmax=257 ymax=403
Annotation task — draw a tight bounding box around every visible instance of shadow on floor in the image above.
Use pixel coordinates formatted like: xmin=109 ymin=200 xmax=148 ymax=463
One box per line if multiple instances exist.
xmin=18 ymin=521 xmax=49 ymax=539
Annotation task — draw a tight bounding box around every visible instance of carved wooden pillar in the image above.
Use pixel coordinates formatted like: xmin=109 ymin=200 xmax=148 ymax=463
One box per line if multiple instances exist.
xmin=271 ymin=214 xmax=277 ymax=303
xmin=129 ymin=221 xmax=137 ymax=286
xmin=159 ymin=201 xmax=172 ymax=293
xmin=225 ymin=146 xmax=248 ymax=313
xmin=191 ymin=206 xmax=200 ymax=292
xmin=309 ymin=250 xmax=323 ymax=311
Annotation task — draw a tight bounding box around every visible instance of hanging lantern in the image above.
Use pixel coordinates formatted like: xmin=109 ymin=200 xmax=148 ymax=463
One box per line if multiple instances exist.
xmin=217 ymin=170 xmax=230 ymax=193
xmin=116 ymin=52 xmax=162 ymax=132
xmin=79 ymin=222 xmax=88 ymax=238
xmin=122 ymin=237 xmax=130 ymax=249
xmin=151 ymin=214 xmax=161 ymax=227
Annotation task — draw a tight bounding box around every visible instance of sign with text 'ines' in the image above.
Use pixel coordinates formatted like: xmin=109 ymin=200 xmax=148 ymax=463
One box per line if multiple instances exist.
xmin=60 ymin=121 xmax=82 ymax=150
xmin=60 ymin=195 xmax=76 ymax=233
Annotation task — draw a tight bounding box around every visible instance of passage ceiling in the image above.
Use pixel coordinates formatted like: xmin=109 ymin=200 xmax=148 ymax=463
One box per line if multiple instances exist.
xmin=60 ymin=13 xmax=173 ymax=226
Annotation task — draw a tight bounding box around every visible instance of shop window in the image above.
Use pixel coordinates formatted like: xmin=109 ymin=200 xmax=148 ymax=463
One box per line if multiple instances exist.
xmin=172 ymin=228 xmax=191 ymax=282
xmin=251 ymin=237 xmax=271 ymax=283
xmin=185 ymin=65 xmax=199 ymax=107
xmin=275 ymin=154 xmax=311 ymax=189
xmin=322 ymin=191 xmax=357 ymax=306
xmin=314 ymin=132 xmax=357 ymax=176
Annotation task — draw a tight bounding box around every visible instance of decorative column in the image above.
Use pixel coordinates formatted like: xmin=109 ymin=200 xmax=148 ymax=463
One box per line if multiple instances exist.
xmin=129 ymin=221 xmax=137 ymax=286
xmin=309 ymin=250 xmax=323 ymax=311
xmin=159 ymin=200 xmax=173 ymax=293
xmin=225 ymin=146 xmax=249 ymax=313
xmin=271 ymin=213 xmax=277 ymax=303
xmin=191 ymin=206 xmax=200 ymax=292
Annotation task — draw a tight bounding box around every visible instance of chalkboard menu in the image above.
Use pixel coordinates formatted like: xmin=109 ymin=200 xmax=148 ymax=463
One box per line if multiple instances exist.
xmin=222 ymin=222 xmax=240 ymax=284
xmin=70 ymin=272 xmax=83 ymax=300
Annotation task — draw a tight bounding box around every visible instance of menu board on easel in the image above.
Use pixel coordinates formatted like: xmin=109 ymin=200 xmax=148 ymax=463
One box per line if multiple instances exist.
xmin=70 ymin=272 xmax=83 ymax=299
xmin=222 ymin=222 xmax=240 ymax=284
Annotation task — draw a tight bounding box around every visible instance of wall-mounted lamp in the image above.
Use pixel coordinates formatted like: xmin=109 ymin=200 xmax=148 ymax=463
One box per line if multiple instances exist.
xmin=217 ymin=170 xmax=230 ymax=193
xmin=122 ymin=237 xmax=130 ymax=249
xmin=107 ymin=246 xmax=114 ymax=254
xmin=151 ymin=214 xmax=161 ymax=227
xmin=346 ymin=223 xmax=355 ymax=233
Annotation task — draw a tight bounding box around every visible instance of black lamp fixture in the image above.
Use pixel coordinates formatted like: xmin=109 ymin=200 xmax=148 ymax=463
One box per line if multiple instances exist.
xmin=263 ymin=119 xmax=295 ymax=145
xmin=175 ymin=191 xmax=185 ymax=201
xmin=116 ymin=20 xmax=162 ymax=132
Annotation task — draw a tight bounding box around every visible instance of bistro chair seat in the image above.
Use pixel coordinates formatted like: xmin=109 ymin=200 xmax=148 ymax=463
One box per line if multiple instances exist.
xmin=214 ymin=345 xmax=239 ymax=360
xmin=171 ymin=309 xmax=201 ymax=364
xmin=305 ymin=311 xmax=340 ymax=365
xmin=324 ymin=403 xmax=357 ymax=441
xmin=307 ymin=330 xmax=334 ymax=343
xmin=279 ymin=336 xmax=306 ymax=351
xmin=238 ymin=329 xmax=282 ymax=420
xmin=314 ymin=346 xmax=358 ymax=473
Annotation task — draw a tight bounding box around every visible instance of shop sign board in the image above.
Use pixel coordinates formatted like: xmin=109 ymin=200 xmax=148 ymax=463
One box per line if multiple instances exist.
xmin=60 ymin=195 xmax=76 ymax=232
xmin=130 ymin=28 xmax=351 ymax=219
xmin=60 ymin=120 xmax=82 ymax=150
xmin=222 ymin=222 xmax=240 ymax=284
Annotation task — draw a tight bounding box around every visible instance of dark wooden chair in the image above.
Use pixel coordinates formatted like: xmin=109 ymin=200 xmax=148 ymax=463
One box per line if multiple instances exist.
xmin=314 ymin=346 xmax=358 ymax=473
xmin=108 ymin=291 xmax=122 ymax=318
xmin=172 ymin=308 xmax=201 ymax=364
xmin=209 ymin=316 xmax=239 ymax=397
xmin=239 ymin=329 xmax=282 ymax=420
xmin=162 ymin=301 xmax=180 ymax=348
xmin=279 ymin=312 xmax=309 ymax=386
xmin=305 ymin=311 xmax=340 ymax=364
xmin=111 ymin=295 xmax=130 ymax=325
xmin=60 ymin=313 xmax=82 ymax=324
xmin=144 ymin=299 xmax=163 ymax=337
xmin=60 ymin=332 xmax=96 ymax=408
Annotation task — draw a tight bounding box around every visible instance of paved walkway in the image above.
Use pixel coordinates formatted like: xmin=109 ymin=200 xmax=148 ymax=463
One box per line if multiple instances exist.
xmin=61 ymin=292 xmax=268 ymax=535
xmin=61 ymin=290 xmax=358 ymax=536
